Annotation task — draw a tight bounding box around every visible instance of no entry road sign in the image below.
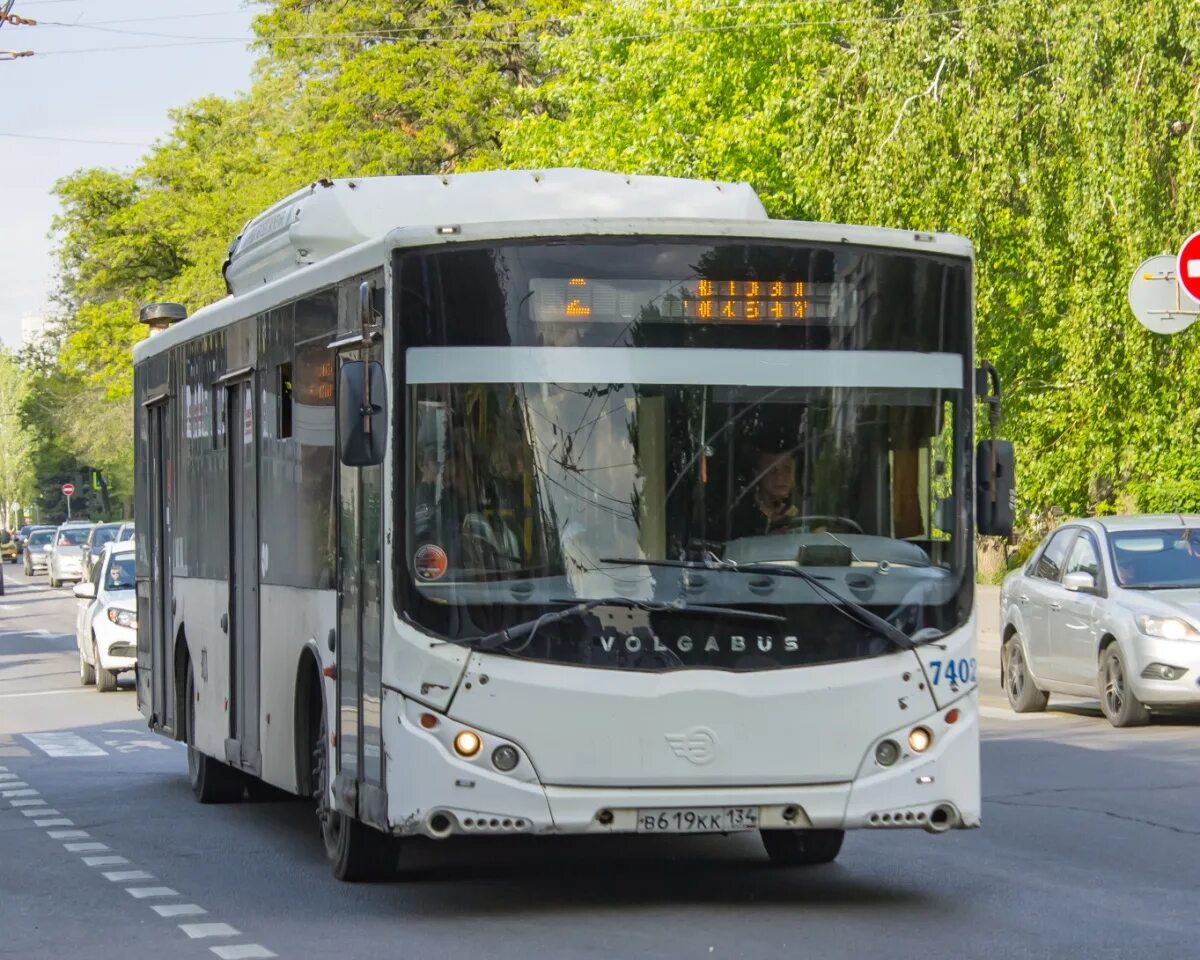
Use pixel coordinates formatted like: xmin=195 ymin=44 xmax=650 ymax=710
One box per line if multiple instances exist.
xmin=1177 ymin=232 xmax=1200 ymax=303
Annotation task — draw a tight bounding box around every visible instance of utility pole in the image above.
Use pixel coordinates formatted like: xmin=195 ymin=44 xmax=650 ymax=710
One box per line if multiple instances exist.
xmin=0 ymin=2 xmax=16 ymax=30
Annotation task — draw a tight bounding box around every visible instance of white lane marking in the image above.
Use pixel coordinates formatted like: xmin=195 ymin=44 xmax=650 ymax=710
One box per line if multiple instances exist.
xmin=82 ymin=855 xmax=130 ymax=867
xmin=0 ymin=765 xmax=7 ymax=771
xmin=47 ymin=829 xmax=89 ymax=839
xmin=126 ymin=886 xmax=179 ymax=899
xmin=2 ymin=788 xmax=39 ymax=797
xmin=102 ymin=728 xmax=143 ymax=735
xmin=1 ymin=782 xmax=30 ymax=789
xmin=12 ymin=799 xmax=48 ymax=808
xmin=180 ymin=923 xmax=240 ymax=939
xmin=34 ymin=818 xmax=73 ymax=827
xmin=979 ymin=705 xmax=1063 ymax=722
xmin=210 ymin=947 xmax=277 ymax=960
xmin=152 ymin=904 xmax=207 ymax=918
xmin=0 ymin=689 xmax=89 ymax=699
xmin=24 ymin=732 xmax=107 ymax=757
xmin=0 ymin=772 xmax=18 ymax=779
xmin=103 ymin=870 xmax=154 ymax=882
xmin=64 ymin=841 xmax=109 ymax=852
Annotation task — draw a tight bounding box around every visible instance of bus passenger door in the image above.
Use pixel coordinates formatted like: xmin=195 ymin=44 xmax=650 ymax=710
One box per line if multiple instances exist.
xmin=334 ymin=333 xmax=386 ymax=812
xmin=142 ymin=399 xmax=173 ymax=730
xmin=225 ymin=376 xmax=261 ymax=772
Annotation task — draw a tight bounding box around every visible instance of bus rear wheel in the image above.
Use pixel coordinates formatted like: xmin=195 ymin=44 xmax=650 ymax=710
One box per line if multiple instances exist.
xmin=185 ymin=663 xmax=244 ymax=803
xmin=311 ymin=707 xmax=399 ymax=882
xmin=760 ymin=828 xmax=845 ymax=866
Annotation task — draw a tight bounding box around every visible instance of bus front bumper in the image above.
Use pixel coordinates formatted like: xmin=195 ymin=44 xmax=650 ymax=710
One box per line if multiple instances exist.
xmin=382 ymin=689 xmax=980 ymax=838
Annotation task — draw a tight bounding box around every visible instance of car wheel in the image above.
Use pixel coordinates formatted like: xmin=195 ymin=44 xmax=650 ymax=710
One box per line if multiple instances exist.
xmin=79 ymin=646 xmax=95 ymax=686
xmin=93 ymin=637 xmax=118 ymax=693
xmin=1099 ymin=645 xmax=1150 ymax=728
xmin=760 ymin=829 xmax=845 ymax=866
xmin=1003 ymin=633 xmax=1049 ymax=713
xmin=185 ymin=662 xmax=245 ymax=803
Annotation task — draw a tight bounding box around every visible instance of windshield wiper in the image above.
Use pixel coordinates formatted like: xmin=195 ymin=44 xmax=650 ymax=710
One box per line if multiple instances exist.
xmin=600 ymin=556 xmax=915 ymax=651
xmin=465 ymin=596 xmax=785 ymax=651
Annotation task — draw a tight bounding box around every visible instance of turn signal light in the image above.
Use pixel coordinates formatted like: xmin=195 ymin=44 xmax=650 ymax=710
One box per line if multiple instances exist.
xmin=945 ymin=708 xmax=960 ymax=725
xmin=453 ymin=730 xmax=482 ymax=758
xmin=908 ymin=727 xmax=933 ymax=753
xmin=419 ymin=712 xmax=439 ymax=730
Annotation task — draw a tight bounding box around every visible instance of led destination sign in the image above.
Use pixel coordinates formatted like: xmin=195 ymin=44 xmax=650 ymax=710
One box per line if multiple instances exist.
xmin=531 ymin=277 xmax=842 ymax=325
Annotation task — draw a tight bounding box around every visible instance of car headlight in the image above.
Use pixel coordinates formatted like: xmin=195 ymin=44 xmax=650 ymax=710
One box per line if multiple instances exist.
xmin=1135 ymin=615 xmax=1200 ymax=641
xmin=107 ymin=609 xmax=137 ymax=630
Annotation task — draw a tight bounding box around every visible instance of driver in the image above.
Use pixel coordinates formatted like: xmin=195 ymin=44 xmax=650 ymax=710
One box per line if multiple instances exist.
xmin=729 ymin=445 xmax=801 ymax=537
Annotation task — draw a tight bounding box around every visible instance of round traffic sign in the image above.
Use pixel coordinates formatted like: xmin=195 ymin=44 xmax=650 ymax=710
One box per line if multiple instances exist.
xmin=1128 ymin=254 xmax=1197 ymax=334
xmin=1177 ymin=232 xmax=1200 ymax=304
xmin=62 ymin=482 xmax=75 ymax=497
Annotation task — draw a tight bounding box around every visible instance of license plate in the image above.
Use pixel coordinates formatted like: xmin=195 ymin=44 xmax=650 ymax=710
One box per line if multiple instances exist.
xmin=636 ymin=806 xmax=759 ymax=833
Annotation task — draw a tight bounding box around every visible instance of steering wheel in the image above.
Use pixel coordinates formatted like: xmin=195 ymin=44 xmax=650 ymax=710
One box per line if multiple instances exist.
xmin=780 ymin=515 xmax=864 ymax=534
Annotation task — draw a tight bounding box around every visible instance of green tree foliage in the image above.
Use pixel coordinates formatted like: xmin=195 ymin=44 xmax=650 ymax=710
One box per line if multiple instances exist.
xmin=0 ymin=351 xmax=38 ymax=528
xmin=504 ymin=0 xmax=1200 ymax=519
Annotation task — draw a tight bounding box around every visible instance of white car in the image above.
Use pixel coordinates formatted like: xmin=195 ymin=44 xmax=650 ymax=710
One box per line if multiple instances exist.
xmin=74 ymin=541 xmax=137 ymax=692
xmin=48 ymin=522 xmax=94 ymax=587
xmin=1000 ymin=515 xmax=1200 ymax=726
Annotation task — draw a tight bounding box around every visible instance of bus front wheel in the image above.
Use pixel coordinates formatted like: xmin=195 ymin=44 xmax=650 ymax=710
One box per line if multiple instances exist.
xmin=312 ymin=707 xmax=399 ymax=882
xmin=760 ymin=828 xmax=844 ymax=866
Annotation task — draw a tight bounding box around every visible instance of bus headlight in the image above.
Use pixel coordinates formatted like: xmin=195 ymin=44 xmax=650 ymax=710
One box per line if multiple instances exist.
xmin=453 ymin=730 xmax=481 ymax=758
xmin=491 ymin=745 xmax=520 ymax=772
xmin=875 ymin=739 xmax=901 ymax=766
xmin=908 ymin=727 xmax=933 ymax=753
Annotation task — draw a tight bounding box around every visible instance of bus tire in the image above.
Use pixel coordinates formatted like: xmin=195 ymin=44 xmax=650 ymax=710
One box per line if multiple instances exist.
xmin=185 ymin=662 xmax=244 ymax=803
xmin=312 ymin=707 xmax=399 ymax=882
xmin=760 ymin=828 xmax=844 ymax=866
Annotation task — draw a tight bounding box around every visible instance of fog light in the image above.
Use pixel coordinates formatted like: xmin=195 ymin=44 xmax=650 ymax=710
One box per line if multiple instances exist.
xmin=453 ymin=730 xmax=481 ymax=757
xmin=491 ymin=744 xmax=519 ymax=772
xmin=875 ymin=739 xmax=901 ymax=766
xmin=908 ymin=727 xmax=933 ymax=753
xmin=1141 ymin=663 xmax=1187 ymax=681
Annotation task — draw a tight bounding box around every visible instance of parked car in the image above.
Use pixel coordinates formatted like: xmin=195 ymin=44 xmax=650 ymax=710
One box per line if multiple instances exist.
xmin=74 ymin=541 xmax=137 ymax=692
xmin=1001 ymin=514 xmax=1200 ymax=727
xmin=82 ymin=522 xmax=128 ymax=583
xmin=22 ymin=526 xmax=56 ymax=576
xmin=47 ymin=523 xmax=95 ymax=587
xmin=0 ymin=528 xmax=16 ymax=563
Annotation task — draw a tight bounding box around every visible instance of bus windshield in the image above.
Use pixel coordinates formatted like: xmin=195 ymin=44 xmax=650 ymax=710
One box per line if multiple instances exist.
xmin=398 ymin=238 xmax=971 ymax=670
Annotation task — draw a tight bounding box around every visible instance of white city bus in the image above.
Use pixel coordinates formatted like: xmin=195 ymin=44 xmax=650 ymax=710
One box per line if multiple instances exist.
xmin=133 ymin=169 xmax=1012 ymax=880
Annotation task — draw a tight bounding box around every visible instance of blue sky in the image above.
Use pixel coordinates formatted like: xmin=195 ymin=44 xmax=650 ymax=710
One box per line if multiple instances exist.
xmin=0 ymin=0 xmax=259 ymax=347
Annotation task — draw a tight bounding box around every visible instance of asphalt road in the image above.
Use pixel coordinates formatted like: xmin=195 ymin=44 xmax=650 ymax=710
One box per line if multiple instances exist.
xmin=3 ymin=568 xmax=1199 ymax=960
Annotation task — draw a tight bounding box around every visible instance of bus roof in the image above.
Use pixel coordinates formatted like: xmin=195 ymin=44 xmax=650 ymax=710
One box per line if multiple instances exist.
xmin=134 ymin=171 xmax=974 ymax=363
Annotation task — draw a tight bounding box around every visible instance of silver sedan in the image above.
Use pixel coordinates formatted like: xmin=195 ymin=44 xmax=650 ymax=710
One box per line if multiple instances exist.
xmin=1000 ymin=515 xmax=1200 ymax=726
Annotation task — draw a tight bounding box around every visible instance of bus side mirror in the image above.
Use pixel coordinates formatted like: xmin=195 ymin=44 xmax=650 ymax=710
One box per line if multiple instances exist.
xmin=976 ymin=439 xmax=1015 ymax=538
xmin=338 ymin=360 xmax=387 ymax=467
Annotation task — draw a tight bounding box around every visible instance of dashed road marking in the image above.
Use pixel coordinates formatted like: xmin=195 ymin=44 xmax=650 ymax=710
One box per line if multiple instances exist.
xmin=103 ymin=870 xmax=154 ymax=882
xmin=180 ymin=923 xmax=240 ymax=939
xmin=0 ymin=688 xmax=89 ymax=699
xmin=0 ymin=772 xmax=18 ymax=779
xmin=65 ymin=841 xmax=109 ymax=853
xmin=152 ymin=903 xmax=208 ymax=918
xmin=126 ymin=886 xmax=178 ymax=899
xmin=82 ymin=855 xmax=130 ymax=867
xmin=24 ymin=732 xmax=107 ymax=757
xmin=6 ymin=771 xmax=279 ymax=959
xmin=210 ymin=947 xmax=277 ymax=960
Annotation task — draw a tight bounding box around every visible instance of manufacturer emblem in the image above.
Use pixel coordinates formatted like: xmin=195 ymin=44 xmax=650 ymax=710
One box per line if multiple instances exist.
xmin=665 ymin=726 xmax=717 ymax=765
